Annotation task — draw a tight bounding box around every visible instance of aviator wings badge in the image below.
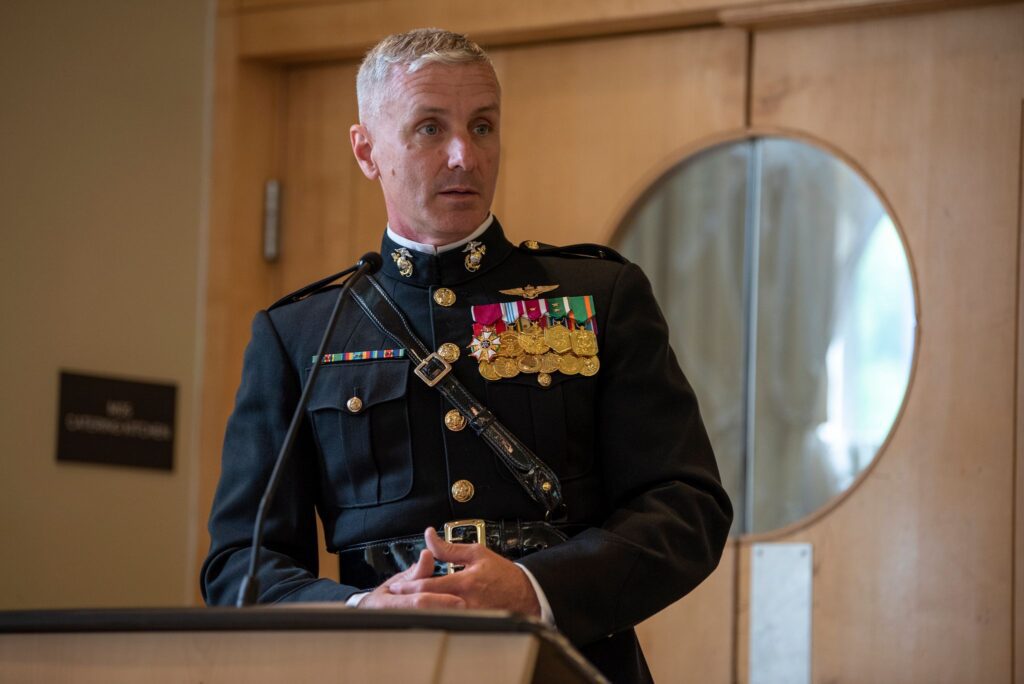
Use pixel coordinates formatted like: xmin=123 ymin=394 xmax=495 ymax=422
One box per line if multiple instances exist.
xmin=498 ymin=284 xmax=560 ymax=300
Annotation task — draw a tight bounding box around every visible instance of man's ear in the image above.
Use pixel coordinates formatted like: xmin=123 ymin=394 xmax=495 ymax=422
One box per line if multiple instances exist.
xmin=350 ymin=124 xmax=379 ymax=180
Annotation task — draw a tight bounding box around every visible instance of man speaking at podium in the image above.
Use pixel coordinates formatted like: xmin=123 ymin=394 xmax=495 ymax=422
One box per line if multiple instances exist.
xmin=202 ymin=28 xmax=732 ymax=683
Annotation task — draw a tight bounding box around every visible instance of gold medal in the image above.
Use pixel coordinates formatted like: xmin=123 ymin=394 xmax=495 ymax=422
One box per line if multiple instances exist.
xmin=494 ymin=356 xmax=519 ymax=378
xmin=558 ymin=353 xmax=582 ymax=375
xmin=540 ymin=352 xmax=560 ymax=374
xmin=520 ymin=325 xmax=549 ymax=355
xmin=544 ymin=323 xmax=572 ymax=354
xmin=478 ymin=360 xmax=501 ymax=381
xmin=497 ymin=331 xmax=522 ymax=357
xmin=571 ymin=329 xmax=599 ymax=357
xmin=580 ymin=355 xmax=600 ymax=376
xmin=517 ymin=354 xmax=542 ymax=374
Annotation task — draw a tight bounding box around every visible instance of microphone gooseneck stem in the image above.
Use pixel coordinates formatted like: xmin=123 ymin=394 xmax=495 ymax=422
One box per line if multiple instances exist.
xmin=236 ymin=256 xmax=379 ymax=607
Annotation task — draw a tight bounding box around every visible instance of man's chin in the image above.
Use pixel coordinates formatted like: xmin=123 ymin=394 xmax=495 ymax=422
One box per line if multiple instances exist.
xmin=428 ymin=209 xmax=489 ymax=240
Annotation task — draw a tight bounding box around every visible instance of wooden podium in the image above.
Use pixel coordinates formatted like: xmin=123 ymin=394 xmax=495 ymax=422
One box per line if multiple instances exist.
xmin=0 ymin=607 xmax=606 ymax=683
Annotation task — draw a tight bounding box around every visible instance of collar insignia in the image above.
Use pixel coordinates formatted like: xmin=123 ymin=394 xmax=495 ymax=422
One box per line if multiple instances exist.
xmin=463 ymin=240 xmax=486 ymax=272
xmin=391 ymin=248 xmax=414 ymax=277
xmin=499 ymin=284 xmax=560 ymax=300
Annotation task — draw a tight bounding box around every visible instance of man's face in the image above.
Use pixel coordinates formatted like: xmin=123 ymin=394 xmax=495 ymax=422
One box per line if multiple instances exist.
xmin=351 ymin=62 xmax=501 ymax=244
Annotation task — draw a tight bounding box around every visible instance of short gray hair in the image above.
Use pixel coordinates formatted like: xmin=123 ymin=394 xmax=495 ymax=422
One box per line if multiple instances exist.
xmin=356 ymin=28 xmax=495 ymax=123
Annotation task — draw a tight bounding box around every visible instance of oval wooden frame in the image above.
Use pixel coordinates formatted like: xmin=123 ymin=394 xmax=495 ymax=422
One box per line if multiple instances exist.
xmin=608 ymin=125 xmax=924 ymax=542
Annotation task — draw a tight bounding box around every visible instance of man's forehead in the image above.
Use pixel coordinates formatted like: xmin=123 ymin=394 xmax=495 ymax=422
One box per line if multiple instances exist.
xmin=388 ymin=62 xmax=501 ymax=110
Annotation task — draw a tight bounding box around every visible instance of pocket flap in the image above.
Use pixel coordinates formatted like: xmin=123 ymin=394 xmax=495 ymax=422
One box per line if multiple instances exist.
xmin=307 ymin=360 xmax=409 ymax=412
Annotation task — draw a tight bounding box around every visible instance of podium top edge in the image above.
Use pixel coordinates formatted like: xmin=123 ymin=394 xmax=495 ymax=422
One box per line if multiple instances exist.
xmin=0 ymin=607 xmax=545 ymax=636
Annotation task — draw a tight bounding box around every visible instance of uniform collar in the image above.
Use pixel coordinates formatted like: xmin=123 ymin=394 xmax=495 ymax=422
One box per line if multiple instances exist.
xmin=379 ymin=215 xmax=514 ymax=286
xmin=386 ymin=214 xmax=494 ymax=255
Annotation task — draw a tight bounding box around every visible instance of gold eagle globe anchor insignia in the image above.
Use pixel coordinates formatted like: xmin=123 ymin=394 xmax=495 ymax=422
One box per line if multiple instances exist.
xmin=463 ymin=241 xmax=486 ymax=272
xmin=391 ymin=247 xmax=414 ymax=277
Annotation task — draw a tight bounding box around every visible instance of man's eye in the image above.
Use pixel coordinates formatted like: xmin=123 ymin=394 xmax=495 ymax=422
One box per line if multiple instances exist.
xmin=473 ymin=123 xmax=492 ymax=136
xmin=418 ymin=124 xmax=440 ymax=135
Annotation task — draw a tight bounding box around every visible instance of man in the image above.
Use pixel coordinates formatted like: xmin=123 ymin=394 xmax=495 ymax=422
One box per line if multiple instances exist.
xmin=202 ymin=28 xmax=732 ymax=683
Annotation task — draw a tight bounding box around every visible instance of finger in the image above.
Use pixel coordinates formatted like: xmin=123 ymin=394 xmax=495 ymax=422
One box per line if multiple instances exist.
xmin=364 ymin=590 xmax=466 ymax=610
xmin=409 ymin=548 xmax=436 ymax=580
xmin=424 ymin=527 xmax=480 ymax=564
xmin=381 ymin=549 xmax=435 ymax=587
xmin=389 ymin=573 xmax=465 ymax=597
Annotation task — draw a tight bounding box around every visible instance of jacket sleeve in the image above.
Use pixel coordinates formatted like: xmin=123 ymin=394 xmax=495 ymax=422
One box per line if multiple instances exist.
xmin=518 ymin=262 xmax=734 ymax=646
xmin=200 ymin=310 xmax=356 ymax=605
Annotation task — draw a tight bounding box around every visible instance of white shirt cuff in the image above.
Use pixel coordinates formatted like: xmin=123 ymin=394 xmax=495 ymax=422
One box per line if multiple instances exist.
xmin=516 ymin=563 xmax=555 ymax=626
xmin=346 ymin=591 xmax=369 ymax=607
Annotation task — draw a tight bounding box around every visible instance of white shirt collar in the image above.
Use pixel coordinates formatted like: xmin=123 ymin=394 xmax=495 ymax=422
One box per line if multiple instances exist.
xmin=386 ymin=214 xmax=494 ymax=255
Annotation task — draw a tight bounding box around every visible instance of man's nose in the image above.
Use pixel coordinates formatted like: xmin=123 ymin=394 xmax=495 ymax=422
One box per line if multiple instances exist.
xmin=446 ymin=134 xmax=476 ymax=171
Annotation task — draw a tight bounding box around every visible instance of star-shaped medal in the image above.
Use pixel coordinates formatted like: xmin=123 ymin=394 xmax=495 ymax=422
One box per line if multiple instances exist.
xmin=469 ymin=329 xmax=500 ymax=361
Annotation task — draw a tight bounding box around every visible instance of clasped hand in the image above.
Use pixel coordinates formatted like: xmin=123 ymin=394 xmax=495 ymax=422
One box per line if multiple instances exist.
xmin=359 ymin=527 xmax=540 ymax=617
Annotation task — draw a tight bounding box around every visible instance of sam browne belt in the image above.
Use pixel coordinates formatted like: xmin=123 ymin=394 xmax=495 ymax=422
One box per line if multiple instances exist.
xmin=348 ymin=275 xmax=565 ymax=518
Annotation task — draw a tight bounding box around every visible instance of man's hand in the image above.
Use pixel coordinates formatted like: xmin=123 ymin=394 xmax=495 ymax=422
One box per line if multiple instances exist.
xmin=387 ymin=527 xmax=542 ymax=618
xmin=359 ymin=547 xmax=467 ymax=610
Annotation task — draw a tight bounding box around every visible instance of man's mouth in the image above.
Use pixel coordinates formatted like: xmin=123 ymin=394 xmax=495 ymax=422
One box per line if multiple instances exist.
xmin=439 ymin=187 xmax=478 ymax=196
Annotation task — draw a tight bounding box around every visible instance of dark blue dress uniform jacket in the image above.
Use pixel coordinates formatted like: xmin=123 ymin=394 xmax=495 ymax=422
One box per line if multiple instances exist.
xmin=201 ymin=218 xmax=733 ymax=683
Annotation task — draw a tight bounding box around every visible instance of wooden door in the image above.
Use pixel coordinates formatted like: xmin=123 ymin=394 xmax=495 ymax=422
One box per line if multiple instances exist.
xmin=738 ymin=5 xmax=1024 ymax=681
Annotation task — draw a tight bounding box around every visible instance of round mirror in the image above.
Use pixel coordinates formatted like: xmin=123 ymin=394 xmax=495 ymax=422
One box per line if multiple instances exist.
xmin=615 ymin=136 xmax=917 ymax=535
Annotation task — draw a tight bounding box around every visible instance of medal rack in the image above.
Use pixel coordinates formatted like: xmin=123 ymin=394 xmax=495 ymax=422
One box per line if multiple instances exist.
xmin=469 ymin=295 xmax=600 ymax=385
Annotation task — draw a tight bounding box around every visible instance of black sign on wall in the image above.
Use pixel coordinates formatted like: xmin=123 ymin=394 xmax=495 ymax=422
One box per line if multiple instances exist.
xmin=57 ymin=371 xmax=177 ymax=471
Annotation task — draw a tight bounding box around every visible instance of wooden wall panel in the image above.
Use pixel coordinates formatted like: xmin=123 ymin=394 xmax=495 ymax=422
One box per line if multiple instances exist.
xmin=1017 ymin=94 xmax=1024 ymax=684
xmin=636 ymin=544 xmax=738 ymax=683
xmin=279 ymin=62 xmax=386 ymax=295
xmin=194 ymin=17 xmax=287 ymax=601
xmin=235 ymin=0 xmax=741 ymax=61
xmin=745 ymin=5 xmax=1024 ymax=681
xmin=229 ymin=0 xmax=1009 ymax=62
xmin=493 ymin=27 xmax=748 ymax=246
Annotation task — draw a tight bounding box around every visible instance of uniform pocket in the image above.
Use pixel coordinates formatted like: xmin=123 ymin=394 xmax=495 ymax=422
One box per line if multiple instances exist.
xmin=484 ymin=373 xmax=596 ymax=481
xmin=307 ymin=361 xmax=413 ymax=508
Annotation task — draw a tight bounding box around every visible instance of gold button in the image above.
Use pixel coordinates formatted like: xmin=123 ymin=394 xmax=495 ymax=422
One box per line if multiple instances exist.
xmin=537 ymin=373 xmax=552 ymax=387
xmin=433 ymin=288 xmax=456 ymax=307
xmin=346 ymin=396 xmax=363 ymax=413
xmin=451 ymin=479 xmax=475 ymax=503
xmin=444 ymin=409 xmax=467 ymax=432
xmin=437 ymin=342 xmax=460 ymax=363
xmin=541 ymin=481 xmax=553 ymax=492
xmin=524 ymin=240 xmax=540 ymax=250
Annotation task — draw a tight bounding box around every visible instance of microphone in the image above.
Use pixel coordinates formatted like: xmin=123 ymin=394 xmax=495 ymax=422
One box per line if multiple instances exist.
xmin=357 ymin=251 xmax=383 ymax=274
xmin=236 ymin=252 xmax=382 ymax=607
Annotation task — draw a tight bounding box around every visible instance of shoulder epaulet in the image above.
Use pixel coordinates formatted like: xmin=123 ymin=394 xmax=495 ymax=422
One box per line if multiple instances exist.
xmin=518 ymin=240 xmax=627 ymax=263
xmin=268 ymin=267 xmax=351 ymax=311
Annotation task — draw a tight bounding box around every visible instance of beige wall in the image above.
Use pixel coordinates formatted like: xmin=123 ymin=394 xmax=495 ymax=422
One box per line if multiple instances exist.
xmin=0 ymin=0 xmax=210 ymax=608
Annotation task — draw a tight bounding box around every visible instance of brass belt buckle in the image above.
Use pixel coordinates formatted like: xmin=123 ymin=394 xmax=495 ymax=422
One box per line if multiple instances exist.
xmin=443 ymin=519 xmax=486 ymax=574
xmin=414 ymin=352 xmax=452 ymax=387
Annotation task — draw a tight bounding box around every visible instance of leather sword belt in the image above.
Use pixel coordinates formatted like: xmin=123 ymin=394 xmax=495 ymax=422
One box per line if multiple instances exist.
xmin=338 ymin=519 xmax=581 ymax=590
xmin=348 ymin=275 xmax=565 ymax=518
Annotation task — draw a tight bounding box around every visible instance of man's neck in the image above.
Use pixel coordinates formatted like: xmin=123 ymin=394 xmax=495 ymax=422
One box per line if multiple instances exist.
xmin=387 ymin=214 xmax=494 ymax=255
